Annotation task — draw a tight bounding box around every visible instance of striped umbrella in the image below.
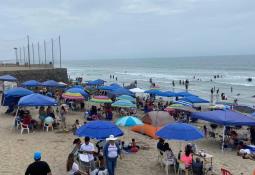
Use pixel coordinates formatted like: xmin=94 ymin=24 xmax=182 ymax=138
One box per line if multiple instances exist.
xmin=112 ymin=99 xmax=136 ymax=108
xmin=89 ymin=96 xmax=112 ymax=104
xmin=117 ymin=95 xmax=135 ymax=102
xmin=62 ymin=92 xmax=85 ymax=100
xmin=115 ymin=116 xmax=143 ymax=127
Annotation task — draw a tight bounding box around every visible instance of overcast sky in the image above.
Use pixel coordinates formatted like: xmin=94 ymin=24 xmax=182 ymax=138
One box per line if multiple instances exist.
xmin=0 ymin=0 xmax=255 ymax=60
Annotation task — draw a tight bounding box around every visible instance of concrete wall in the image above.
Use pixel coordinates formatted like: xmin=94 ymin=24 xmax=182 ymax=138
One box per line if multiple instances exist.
xmin=0 ymin=68 xmax=68 ymax=84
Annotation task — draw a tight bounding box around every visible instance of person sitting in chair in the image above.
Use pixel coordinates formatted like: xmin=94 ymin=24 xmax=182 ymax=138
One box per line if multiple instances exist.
xmin=192 ymin=157 xmax=203 ymax=175
xmin=163 ymin=143 xmax=176 ymax=166
xmin=181 ymin=148 xmax=193 ymax=169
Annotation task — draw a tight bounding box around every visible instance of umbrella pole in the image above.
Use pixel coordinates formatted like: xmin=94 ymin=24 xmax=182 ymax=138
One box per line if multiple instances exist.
xmin=221 ymin=126 xmax=225 ymax=152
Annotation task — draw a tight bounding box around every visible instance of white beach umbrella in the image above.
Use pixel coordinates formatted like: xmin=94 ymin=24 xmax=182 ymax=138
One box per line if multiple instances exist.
xmin=130 ymin=88 xmax=145 ymax=93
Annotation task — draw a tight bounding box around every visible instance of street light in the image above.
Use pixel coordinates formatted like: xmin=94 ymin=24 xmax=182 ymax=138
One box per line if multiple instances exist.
xmin=13 ymin=47 xmax=18 ymax=65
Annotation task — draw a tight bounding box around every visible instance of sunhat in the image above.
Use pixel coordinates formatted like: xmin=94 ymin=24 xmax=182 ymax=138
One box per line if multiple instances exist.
xmin=106 ymin=135 xmax=118 ymax=141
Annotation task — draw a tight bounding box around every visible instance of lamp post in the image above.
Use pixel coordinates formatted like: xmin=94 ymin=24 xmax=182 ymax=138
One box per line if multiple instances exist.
xmin=13 ymin=47 xmax=18 ymax=65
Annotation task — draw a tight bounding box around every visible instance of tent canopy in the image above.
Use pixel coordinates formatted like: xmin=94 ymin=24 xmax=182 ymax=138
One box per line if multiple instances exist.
xmin=99 ymin=83 xmax=122 ymax=91
xmin=4 ymin=87 xmax=33 ymax=97
xmin=42 ymin=80 xmax=65 ymax=87
xmin=18 ymin=93 xmax=58 ymax=106
xmin=143 ymin=111 xmax=174 ymax=127
xmin=2 ymin=87 xmax=33 ymax=106
xmin=192 ymin=110 xmax=255 ymax=126
xmin=111 ymin=88 xmax=133 ymax=96
xmin=180 ymin=96 xmax=209 ymax=104
xmin=144 ymin=89 xmax=162 ymax=95
xmin=87 ymin=79 xmax=106 ymax=86
xmin=176 ymin=92 xmax=197 ymax=97
xmin=21 ymin=80 xmax=41 ymax=87
xmin=0 ymin=74 xmax=17 ymax=81
xmin=66 ymin=87 xmax=89 ymax=97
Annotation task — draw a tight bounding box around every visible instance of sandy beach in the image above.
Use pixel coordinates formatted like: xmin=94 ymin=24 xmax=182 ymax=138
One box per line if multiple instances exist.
xmin=0 ymin=106 xmax=254 ymax=175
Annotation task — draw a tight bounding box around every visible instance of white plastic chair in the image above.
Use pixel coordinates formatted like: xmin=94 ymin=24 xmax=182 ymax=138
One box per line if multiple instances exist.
xmin=43 ymin=123 xmax=54 ymax=132
xmin=12 ymin=116 xmax=21 ymax=130
xmin=157 ymin=149 xmax=164 ymax=167
xmin=20 ymin=123 xmax=30 ymax=134
xmin=163 ymin=158 xmax=176 ymax=175
xmin=177 ymin=161 xmax=192 ymax=175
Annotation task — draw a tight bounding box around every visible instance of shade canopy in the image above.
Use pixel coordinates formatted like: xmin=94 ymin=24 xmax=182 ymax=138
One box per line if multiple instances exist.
xmin=192 ymin=110 xmax=255 ymax=126
xmin=165 ymin=105 xmax=196 ymax=113
xmin=89 ymin=96 xmax=112 ymax=104
xmin=66 ymin=87 xmax=89 ymax=97
xmin=18 ymin=93 xmax=58 ymax=106
xmin=117 ymin=95 xmax=135 ymax=102
xmin=115 ymin=116 xmax=143 ymax=127
xmin=42 ymin=80 xmax=65 ymax=87
xmin=0 ymin=74 xmax=17 ymax=81
xmin=176 ymin=92 xmax=197 ymax=97
xmin=143 ymin=111 xmax=174 ymax=127
xmin=129 ymin=88 xmax=145 ymax=93
xmin=112 ymin=99 xmax=136 ymax=108
xmin=71 ymin=85 xmax=84 ymax=89
xmin=4 ymin=87 xmax=33 ymax=97
xmin=2 ymin=87 xmax=33 ymax=106
xmin=76 ymin=120 xmax=123 ymax=139
xmin=161 ymin=91 xmax=177 ymax=97
xmin=144 ymin=89 xmax=162 ymax=95
xmin=156 ymin=122 xmax=204 ymax=141
xmin=62 ymin=92 xmax=85 ymax=100
xmin=180 ymin=96 xmax=209 ymax=104
xmin=21 ymin=80 xmax=42 ymax=87
xmin=87 ymin=79 xmax=106 ymax=86
xmin=111 ymin=88 xmax=133 ymax=96
xmin=174 ymin=100 xmax=192 ymax=107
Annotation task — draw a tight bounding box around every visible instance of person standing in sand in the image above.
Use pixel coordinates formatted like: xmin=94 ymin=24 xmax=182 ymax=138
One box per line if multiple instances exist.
xmin=103 ymin=135 xmax=122 ymax=175
xmin=60 ymin=105 xmax=67 ymax=130
xmin=25 ymin=151 xmax=52 ymax=175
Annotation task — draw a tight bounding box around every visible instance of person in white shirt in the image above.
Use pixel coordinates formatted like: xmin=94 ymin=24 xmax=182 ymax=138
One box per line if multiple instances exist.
xmin=103 ymin=135 xmax=122 ymax=175
xmin=80 ymin=136 xmax=96 ymax=171
xmin=66 ymin=153 xmax=87 ymax=175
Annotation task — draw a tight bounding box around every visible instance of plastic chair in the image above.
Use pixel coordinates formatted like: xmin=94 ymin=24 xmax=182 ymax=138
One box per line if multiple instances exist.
xmin=177 ymin=161 xmax=193 ymax=175
xmin=157 ymin=149 xmax=164 ymax=167
xmin=221 ymin=168 xmax=232 ymax=175
xmin=20 ymin=123 xmax=30 ymax=134
xmin=43 ymin=123 xmax=54 ymax=132
xmin=12 ymin=116 xmax=21 ymax=130
xmin=163 ymin=159 xmax=176 ymax=175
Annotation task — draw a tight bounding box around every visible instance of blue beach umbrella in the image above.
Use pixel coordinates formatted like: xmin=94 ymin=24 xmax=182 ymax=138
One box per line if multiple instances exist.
xmin=156 ymin=122 xmax=204 ymax=141
xmin=42 ymin=80 xmax=65 ymax=87
xmin=76 ymin=121 xmax=123 ymax=139
xmin=22 ymin=80 xmax=42 ymax=87
xmin=115 ymin=116 xmax=143 ymax=127
xmin=112 ymin=99 xmax=136 ymax=108
xmin=117 ymin=95 xmax=135 ymax=102
xmin=18 ymin=93 xmax=58 ymax=106
xmin=0 ymin=74 xmax=17 ymax=81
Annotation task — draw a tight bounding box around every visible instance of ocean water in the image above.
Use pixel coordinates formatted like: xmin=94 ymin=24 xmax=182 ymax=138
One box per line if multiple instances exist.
xmin=64 ymin=55 xmax=255 ymax=105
